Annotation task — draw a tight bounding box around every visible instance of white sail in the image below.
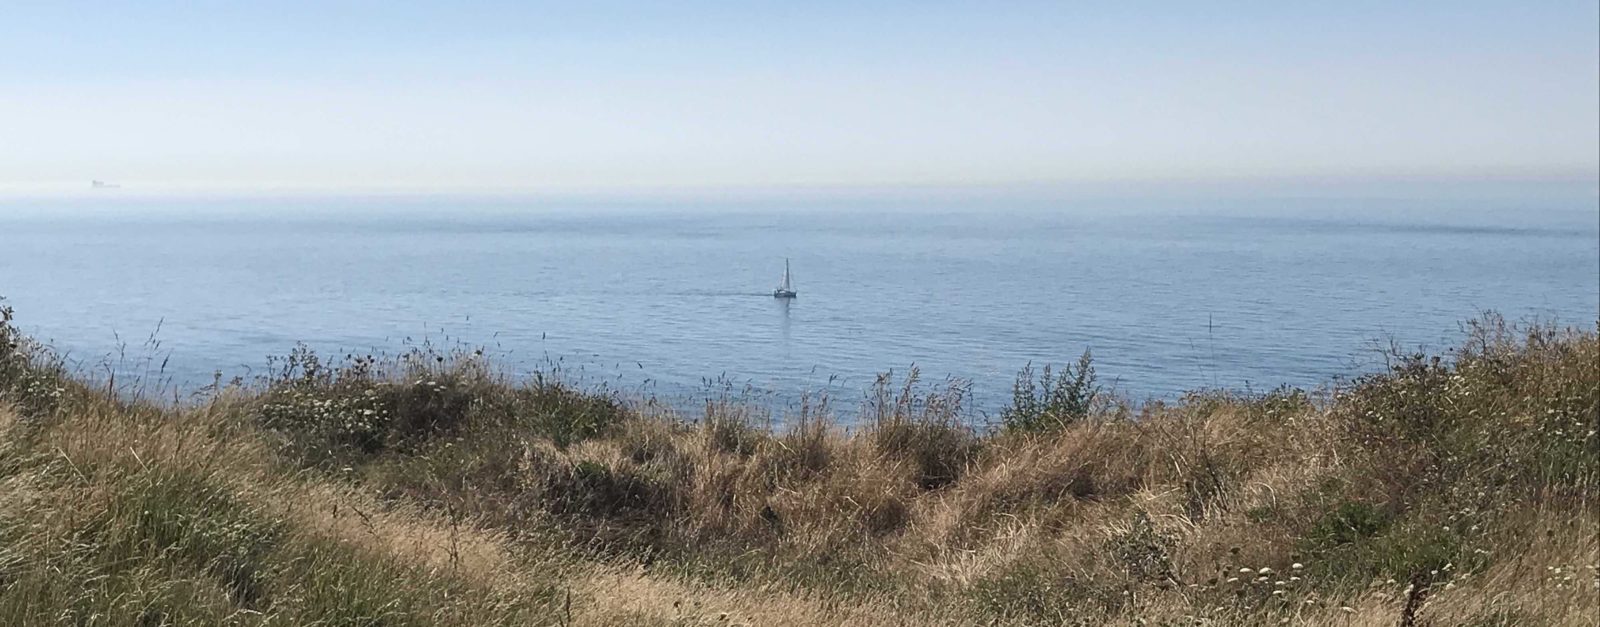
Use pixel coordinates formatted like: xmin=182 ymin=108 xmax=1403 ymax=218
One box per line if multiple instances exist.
xmin=774 ymin=258 xmax=797 ymax=297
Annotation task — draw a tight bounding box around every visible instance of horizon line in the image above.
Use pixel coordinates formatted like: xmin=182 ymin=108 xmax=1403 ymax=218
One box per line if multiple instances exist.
xmin=2 ymin=173 xmax=1597 ymax=201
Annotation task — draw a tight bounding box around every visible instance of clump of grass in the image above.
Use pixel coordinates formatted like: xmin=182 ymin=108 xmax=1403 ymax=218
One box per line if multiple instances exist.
xmin=968 ymin=557 xmax=1117 ymax=626
xmin=866 ymin=367 xmax=977 ymax=490
xmin=701 ymin=406 xmax=763 ymax=458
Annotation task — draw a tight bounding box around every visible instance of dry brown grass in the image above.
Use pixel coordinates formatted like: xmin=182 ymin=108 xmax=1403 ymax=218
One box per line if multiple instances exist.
xmin=2 ymin=313 xmax=1595 ymax=625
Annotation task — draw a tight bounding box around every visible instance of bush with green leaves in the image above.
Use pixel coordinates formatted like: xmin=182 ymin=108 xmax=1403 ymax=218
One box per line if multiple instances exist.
xmin=1001 ymin=349 xmax=1098 ymax=432
xmin=0 ymin=300 xmax=69 ymax=419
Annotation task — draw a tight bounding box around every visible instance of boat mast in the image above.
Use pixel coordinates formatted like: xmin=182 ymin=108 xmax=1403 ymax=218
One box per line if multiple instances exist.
xmin=782 ymin=259 xmax=792 ymax=291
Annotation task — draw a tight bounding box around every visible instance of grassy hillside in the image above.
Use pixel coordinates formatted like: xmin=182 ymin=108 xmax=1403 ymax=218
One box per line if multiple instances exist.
xmin=1 ymin=303 xmax=1595 ymax=626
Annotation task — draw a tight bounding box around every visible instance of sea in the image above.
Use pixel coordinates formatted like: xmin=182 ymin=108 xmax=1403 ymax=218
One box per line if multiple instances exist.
xmin=2 ymin=191 xmax=1596 ymax=423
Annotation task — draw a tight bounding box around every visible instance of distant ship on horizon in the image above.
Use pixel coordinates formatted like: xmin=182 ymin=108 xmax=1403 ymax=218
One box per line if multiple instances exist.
xmin=90 ymin=180 xmax=121 ymax=189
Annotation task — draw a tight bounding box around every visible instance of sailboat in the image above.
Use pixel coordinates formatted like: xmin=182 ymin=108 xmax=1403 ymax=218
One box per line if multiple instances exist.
xmin=773 ymin=259 xmax=797 ymax=298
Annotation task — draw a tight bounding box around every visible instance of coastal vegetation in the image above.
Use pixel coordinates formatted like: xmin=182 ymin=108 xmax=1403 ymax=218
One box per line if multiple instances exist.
xmin=1 ymin=302 xmax=1595 ymax=625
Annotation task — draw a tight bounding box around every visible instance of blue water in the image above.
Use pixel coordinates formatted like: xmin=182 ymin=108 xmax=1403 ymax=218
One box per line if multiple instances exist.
xmin=2 ymin=194 xmax=1596 ymax=419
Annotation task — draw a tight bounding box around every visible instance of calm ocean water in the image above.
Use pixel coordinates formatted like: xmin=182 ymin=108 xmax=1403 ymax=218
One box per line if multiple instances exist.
xmin=2 ymin=194 xmax=1596 ymax=420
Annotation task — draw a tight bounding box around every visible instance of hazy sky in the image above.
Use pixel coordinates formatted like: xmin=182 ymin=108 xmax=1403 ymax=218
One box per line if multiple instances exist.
xmin=2 ymin=1 xmax=1597 ymax=194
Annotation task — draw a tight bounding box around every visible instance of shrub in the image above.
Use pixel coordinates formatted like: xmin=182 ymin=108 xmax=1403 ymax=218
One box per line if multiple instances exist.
xmin=1303 ymin=501 xmax=1391 ymax=550
xmin=1340 ymin=316 xmax=1600 ymax=511
xmin=0 ymin=300 xmax=69 ymax=419
xmin=1109 ymin=511 xmax=1176 ymax=583
xmin=1002 ymin=350 xmax=1097 ymax=433
xmin=253 ymin=346 xmax=628 ymax=467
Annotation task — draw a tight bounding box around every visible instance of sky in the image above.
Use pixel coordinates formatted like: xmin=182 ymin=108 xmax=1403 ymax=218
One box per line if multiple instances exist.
xmin=1 ymin=1 xmax=1597 ymax=195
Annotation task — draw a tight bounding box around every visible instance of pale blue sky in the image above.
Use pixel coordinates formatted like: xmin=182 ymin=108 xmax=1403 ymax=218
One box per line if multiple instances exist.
xmin=2 ymin=1 xmax=1596 ymax=194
